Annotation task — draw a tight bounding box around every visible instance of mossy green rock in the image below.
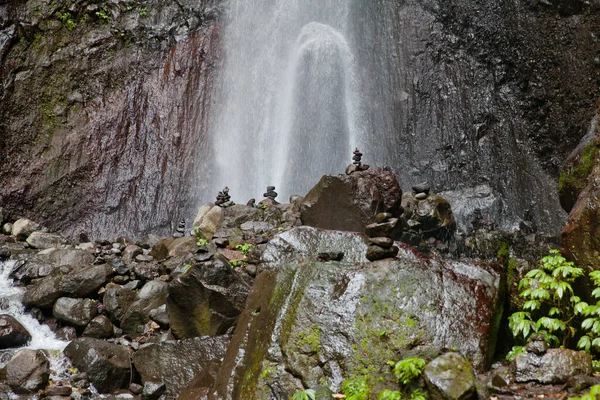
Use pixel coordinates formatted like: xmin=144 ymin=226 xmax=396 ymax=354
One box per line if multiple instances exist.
xmin=209 ymin=227 xmax=503 ymax=399
xmin=424 ymin=352 xmax=476 ymax=400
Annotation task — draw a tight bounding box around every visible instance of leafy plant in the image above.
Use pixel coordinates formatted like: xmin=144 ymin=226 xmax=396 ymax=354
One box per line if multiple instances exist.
xmin=95 ymin=9 xmax=110 ymax=24
xmin=57 ymin=11 xmax=76 ymax=30
xmin=388 ymin=358 xmax=426 ymax=386
xmin=341 ymin=376 xmax=369 ymax=400
xmin=196 ymin=238 xmax=208 ymax=247
xmin=236 ymin=243 xmax=254 ymax=255
xmin=505 ymin=345 xmax=526 ymax=361
xmin=569 ymin=384 xmax=600 ymax=400
xmin=508 ymin=249 xmax=584 ymax=347
xmin=291 ymin=389 xmax=316 ymax=400
xmin=230 ymin=260 xmax=243 ymax=268
xmin=378 ymin=390 xmax=402 ymax=400
xmin=410 ymin=389 xmax=428 ymax=400
xmin=577 ymin=271 xmax=600 ymax=353
xmin=139 ymin=7 xmax=148 ymax=17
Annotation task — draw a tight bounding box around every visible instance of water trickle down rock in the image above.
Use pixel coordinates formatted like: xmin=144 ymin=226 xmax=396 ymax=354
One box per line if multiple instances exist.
xmin=207 ymin=227 xmax=503 ymax=398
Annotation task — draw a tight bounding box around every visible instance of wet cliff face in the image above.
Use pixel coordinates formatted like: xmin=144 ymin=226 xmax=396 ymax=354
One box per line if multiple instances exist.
xmin=1 ymin=0 xmax=599 ymax=239
xmin=0 ymin=0 xmax=220 ymax=240
xmin=353 ymin=0 xmax=600 ymax=234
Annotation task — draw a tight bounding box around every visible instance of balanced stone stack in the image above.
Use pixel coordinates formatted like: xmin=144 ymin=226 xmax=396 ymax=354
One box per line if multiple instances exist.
xmin=412 ymin=182 xmax=430 ymax=200
xmin=215 ymin=187 xmax=235 ymax=208
xmin=263 ymin=186 xmax=278 ymax=201
xmin=345 ymin=148 xmax=370 ymax=175
xmin=365 ymin=213 xmax=400 ymax=261
xmin=173 ymin=219 xmax=185 ymax=238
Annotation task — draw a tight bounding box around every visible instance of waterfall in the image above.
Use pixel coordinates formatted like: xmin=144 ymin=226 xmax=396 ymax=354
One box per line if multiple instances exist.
xmin=209 ymin=0 xmax=365 ymax=203
xmin=0 ymin=260 xmax=69 ymax=351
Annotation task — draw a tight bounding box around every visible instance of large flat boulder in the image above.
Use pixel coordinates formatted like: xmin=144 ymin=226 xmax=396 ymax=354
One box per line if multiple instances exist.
xmin=4 ymin=349 xmax=49 ymax=394
xmin=132 ymin=336 xmax=229 ymax=399
xmin=59 ymin=264 xmax=113 ymax=297
xmin=300 ymin=169 xmax=403 ymax=233
xmin=208 ymin=227 xmax=504 ymax=399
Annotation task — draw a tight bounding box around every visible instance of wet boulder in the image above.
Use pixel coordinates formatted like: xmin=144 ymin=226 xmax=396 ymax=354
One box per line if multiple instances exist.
xmin=132 ymin=336 xmax=229 ymax=399
xmin=22 ymin=274 xmax=65 ymax=308
xmin=53 ymin=297 xmax=97 ymax=328
xmin=208 ymin=228 xmax=503 ymax=399
xmin=514 ymin=348 xmax=592 ymax=384
xmin=5 ymin=349 xmax=49 ymax=394
xmin=166 ymin=256 xmax=250 ymax=338
xmin=64 ymin=337 xmax=131 ymax=393
xmin=82 ymin=315 xmax=114 ymax=339
xmin=102 ymin=284 xmax=137 ymax=326
xmin=35 ymin=248 xmax=94 ymax=267
xmin=59 ymin=264 xmax=113 ymax=297
xmin=0 ymin=315 xmax=31 ymax=349
xmin=424 ymin=352 xmax=476 ymax=400
xmin=120 ymin=280 xmax=168 ymax=333
xmin=401 ymin=193 xmax=456 ymax=240
xmin=25 ymin=231 xmax=64 ymax=249
xmin=300 ymin=168 xmax=403 ymax=233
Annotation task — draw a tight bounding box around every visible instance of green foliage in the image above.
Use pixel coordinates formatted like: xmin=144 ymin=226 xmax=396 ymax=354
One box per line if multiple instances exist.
xmin=291 ymin=389 xmax=315 ymax=400
xmin=508 ymin=249 xmax=584 ymax=347
xmin=577 ymin=271 xmax=600 ymax=354
xmin=388 ymin=358 xmax=426 ymax=386
xmin=559 ymin=142 xmax=597 ymax=195
xmin=410 ymin=389 xmax=428 ymax=400
xmin=230 ymin=260 xmax=243 ymax=268
xmin=95 ymin=9 xmax=111 ymax=24
xmin=377 ymin=329 xmax=389 ymax=338
xmin=236 ymin=243 xmax=254 ymax=255
xmin=183 ymin=264 xmax=192 ymax=273
xmin=341 ymin=376 xmax=369 ymax=400
xmin=505 ymin=345 xmax=526 ymax=362
xmin=57 ymin=11 xmax=76 ymax=30
xmin=196 ymin=238 xmax=208 ymax=247
xmin=378 ymin=390 xmax=403 ymax=400
xmin=569 ymin=384 xmax=600 ymax=400
xmin=139 ymin=7 xmax=148 ymax=17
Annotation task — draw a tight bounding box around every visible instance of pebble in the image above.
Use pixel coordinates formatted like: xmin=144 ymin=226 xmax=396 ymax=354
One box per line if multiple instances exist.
xmin=412 ymin=182 xmax=430 ymax=194
xmin=375 ymin=213 xmax=392 ymax=223
xmin=369 ymin=237 xmax=394 ymax=248
xmin=415 ymin=193 xmax=428 ymax=200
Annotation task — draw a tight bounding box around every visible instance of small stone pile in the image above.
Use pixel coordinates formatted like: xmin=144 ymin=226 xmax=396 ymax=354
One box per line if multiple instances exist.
xmin=365 ymin=213 xmax=400 ymax=261
xmin=215 ymin=187 xmax=235 ymax=208
xmin=345 ymin=148 xmax=370 ymax=175
xmin=263 ymin=186 xmax=277 ymax=201
xmin=173 ymin=219 xmax=185 ymax=238
xmin=412 ymin=182 xmax=430 ymax=200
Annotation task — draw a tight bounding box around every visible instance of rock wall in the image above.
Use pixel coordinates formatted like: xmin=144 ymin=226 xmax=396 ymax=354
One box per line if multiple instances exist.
xmin=0 ymin=0 xmax=220 ymax=240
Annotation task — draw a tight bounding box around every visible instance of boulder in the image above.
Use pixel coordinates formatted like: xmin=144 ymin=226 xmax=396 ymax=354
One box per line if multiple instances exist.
xmin=194 ymin=205 xmax=223 ymax=241
xmin=401 ymin=193 xmax=456 ymax=240
xmin=167 ymin=236 xmax=197 ymax=258
xmin=166 ymin=257 xmax=250 ymax=338
xmin=424 ymin=352 xmax=477 ymax=400
xmin=35 ymin=248 xmax=94 ymax=267
xmin=192 ymin=203 xmax=214 ymax=229
xmin=122 ymin=245 xmax=143 ymax=265
xmin=143 ymin=382 xmax=166 ymax=400
xmin=300 ymin=168 xmax=403 ymax=233
xmin=11 ymin=219 xmax=40 ymax=241
xmin=132 ymin=336 xmax=229 ymax=399
xmin=64 ymin=337 xmax=131 ymax=393
xmin=5 ymin=349 xmax=49 ymax=394
xmin=133 ymin=262 xmax=162 ymax=281
xmin=59 ymin=264 xmax=113 ymax=297
xmin=25 ymin=231 xmax=64 ymax=249
xmin=82 ymin=315 xmax=114 ymax=339
xmin=0 ymin=315 xmax=31 ymax=349
xmin=514 ymin=348 xmax=592 ymax=384
xmin=102 ymin=284 xmax=137 ymax=326
xmin=150 ymin=238 xmax=174 ymax=261
xmin=22 ymin=274 xmax=64 ymax=308
xmin=120 ymin=280 xmax=169 ymax=333
xmin=53 ymin=297 xmax=98 ymax=328
xmin=208 ymin=228 xmax=503 ymax=399
xmin=149 ymin=305 xmax=169 ymax=329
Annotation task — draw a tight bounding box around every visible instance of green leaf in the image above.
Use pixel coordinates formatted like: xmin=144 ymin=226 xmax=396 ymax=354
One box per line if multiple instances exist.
xmin=548 ymin=307 xmax=561 ymax=316
xmin=578 ymin=335 xmax=592 ymax=352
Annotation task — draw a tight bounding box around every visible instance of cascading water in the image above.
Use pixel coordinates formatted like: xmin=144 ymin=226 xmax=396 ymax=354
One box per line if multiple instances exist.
xmin=210 ymin=0 xmax=365 ymax=202
xmin=0 ymin=260 xmax=71 ymax=387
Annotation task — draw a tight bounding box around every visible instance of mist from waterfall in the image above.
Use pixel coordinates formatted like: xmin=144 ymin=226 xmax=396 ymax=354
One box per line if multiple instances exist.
xmin=210 ymin=0 xmax=365 ymax=203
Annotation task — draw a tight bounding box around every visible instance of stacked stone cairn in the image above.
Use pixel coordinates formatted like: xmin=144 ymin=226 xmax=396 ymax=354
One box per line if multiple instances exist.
xmin=412 ymin=182 xmax=430 ymax=200
xmin=365 ymin=213 xmax=400 ymax=261
xmin=263 ymin=186 xmax=278 ymax=201
xmin=345 ymin=148 xmax=370 ymax=175
xmin=173 ymin=219 xmax=185 ymax=238
xmin=215 ymin=187 xmax=235 ymax=208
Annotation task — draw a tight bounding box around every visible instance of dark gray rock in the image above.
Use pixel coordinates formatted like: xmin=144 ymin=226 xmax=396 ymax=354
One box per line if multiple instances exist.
xmin=424 ymin=352 xmax=476 ymax=400
xmin=132 ymin=336 xmax=229 ymax=399
xmin=366 ymin=244 xmax=399 ymax=261
xmin=59 ymin=264 xmax=113 ymax=297
xmin=22 ymin=274 xmax=64 ymax=308
xmin=365 ymin=219 xmax=399 ymax=238
xmin=0 ymin=315 xmax=30 ymax=349
xmin=64 ymin=337 xmax=131 ymax=394
xmin=120 ymin=280 xmax=168 ymax=333
xmin=5 ymin=349 xmax=49 ymax=394
xmin=514 ymin=348 xmax=592 ymax=384
xmin=412 ymin=182 xmax=431 ymax=194
xmin=53 ymin=297 xmax=98 ymax=328
xmin=149 ymin=305 xmax=169 ymax=329
xmin=82 ymin=315 xmax=114 ymax=339
xmin=142 ymin=381 xmax=166 ymax=400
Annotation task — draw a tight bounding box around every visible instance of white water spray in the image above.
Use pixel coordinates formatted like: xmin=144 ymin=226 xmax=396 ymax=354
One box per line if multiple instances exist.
xmin=210 ymin=0 xmax=365 ymax=202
